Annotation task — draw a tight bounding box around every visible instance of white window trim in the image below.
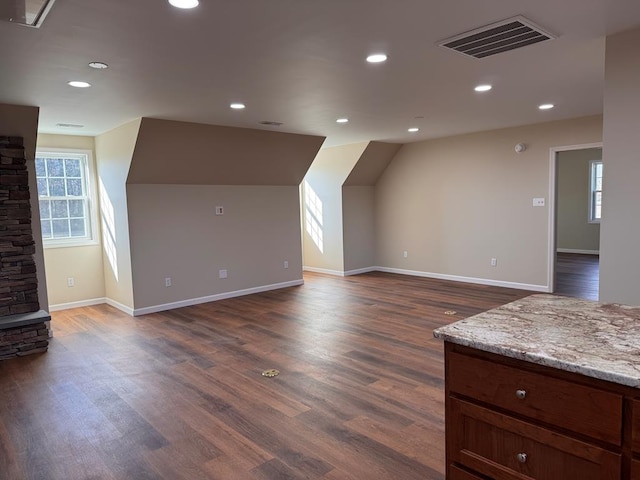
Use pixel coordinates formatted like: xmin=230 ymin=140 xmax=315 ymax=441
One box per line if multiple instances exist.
xmin=35 ymin=147 xmax=100 ymax=249
xmin=588 ymin=159 xmax=602 ymax=224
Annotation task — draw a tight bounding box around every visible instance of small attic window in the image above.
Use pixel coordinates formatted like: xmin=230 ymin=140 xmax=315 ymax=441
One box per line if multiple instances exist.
xmin=0 ymin=0 xmax=56 ymax=27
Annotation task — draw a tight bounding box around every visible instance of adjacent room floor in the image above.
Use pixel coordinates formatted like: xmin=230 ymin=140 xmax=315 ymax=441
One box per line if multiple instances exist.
xmin=555 ymin=253 xmax=600 ymax=301
xmin=0 ymin=272 xmax=531 ymax=480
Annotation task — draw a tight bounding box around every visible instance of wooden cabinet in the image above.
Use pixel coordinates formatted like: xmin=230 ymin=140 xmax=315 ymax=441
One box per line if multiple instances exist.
xmin=445 ymin=343 xmax=640 ymax=480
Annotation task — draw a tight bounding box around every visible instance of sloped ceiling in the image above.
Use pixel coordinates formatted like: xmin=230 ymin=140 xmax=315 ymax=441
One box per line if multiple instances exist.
xmin=343 ymin=142 xmax=402 ymax=186
xmin=127 ymin=118 xmax=325 ymax=185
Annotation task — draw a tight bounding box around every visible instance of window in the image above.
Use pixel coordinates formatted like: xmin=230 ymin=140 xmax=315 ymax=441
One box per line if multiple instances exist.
xmin=589 ymin=160 xmax=603 ymax=223
xmin=35 ymin=150 xmax=97 ymax=247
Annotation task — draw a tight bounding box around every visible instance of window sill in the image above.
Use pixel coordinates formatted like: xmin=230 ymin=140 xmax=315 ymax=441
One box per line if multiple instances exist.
xmin=42 ymin=239 xmax=100 ymax=250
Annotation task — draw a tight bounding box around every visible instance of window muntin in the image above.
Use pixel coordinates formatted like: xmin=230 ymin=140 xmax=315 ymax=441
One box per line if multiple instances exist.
xmin=35 ymin=151 xmax=96 ymax=246
xmin=589 ymin=160 xmax=603 ymax=223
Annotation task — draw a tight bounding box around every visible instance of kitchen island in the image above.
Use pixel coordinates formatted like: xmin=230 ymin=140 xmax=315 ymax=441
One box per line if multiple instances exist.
xmin=433 ymin=294 xmax=640 ymax=480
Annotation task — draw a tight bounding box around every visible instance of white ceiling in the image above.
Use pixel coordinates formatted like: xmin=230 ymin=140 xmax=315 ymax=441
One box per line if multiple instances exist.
xmin=1 ymin=0 xmax=640 ymax=147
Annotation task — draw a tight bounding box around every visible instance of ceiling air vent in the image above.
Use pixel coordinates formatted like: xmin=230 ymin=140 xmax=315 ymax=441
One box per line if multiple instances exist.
xmin=0 ymin=0 xmax=56 ymax=27
xmin=259 ymin=121 xmax=283 ymax=127
xmin=439 ymin=16 xmax=555 ymax=59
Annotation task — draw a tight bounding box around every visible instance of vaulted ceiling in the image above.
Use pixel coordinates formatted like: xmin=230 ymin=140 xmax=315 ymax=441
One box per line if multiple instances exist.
xmin=1 ymin=0 xmax=640 ymax=146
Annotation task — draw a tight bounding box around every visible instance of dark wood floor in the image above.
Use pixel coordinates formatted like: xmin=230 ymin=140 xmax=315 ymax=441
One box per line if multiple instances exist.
xmin=0 ymin=272 xmax=531 ymax=480
xmin=555 ymin=253 xmax=599 ymax=301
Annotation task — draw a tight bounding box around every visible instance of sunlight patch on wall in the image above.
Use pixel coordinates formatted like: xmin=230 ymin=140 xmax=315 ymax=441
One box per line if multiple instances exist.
xmin=304 ymin=180 xmax=324 ymax=253
xmin=99 ymin=178 xmax=118 ymax=280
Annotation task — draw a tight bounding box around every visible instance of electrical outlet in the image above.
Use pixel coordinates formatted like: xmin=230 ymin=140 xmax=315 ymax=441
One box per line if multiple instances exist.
xmin=67 ymin=277 xmax=74 ymax=287
xmin=284 ymin=261 xmax=289 ymax=269
xmin=219 ymin=269 xmax=228 ymax=279
xmin=532 ymin=198 xmax=545 ymax=207
xmin=165 ymin=277 xmax=172 ymax=287
xmin=491 ymin=258 xmax=497 ymax=267
xmin=403 ymin=251 xmax=408 ymax=258
xmin=215 ymin=206 xmax=224 ymax=215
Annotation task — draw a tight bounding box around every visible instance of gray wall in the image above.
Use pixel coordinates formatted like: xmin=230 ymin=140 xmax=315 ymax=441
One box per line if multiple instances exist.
xmin=556 ymin=148 xmax=601 ymax=253
xmin=600 ymin=27 xmax=640 ymax=305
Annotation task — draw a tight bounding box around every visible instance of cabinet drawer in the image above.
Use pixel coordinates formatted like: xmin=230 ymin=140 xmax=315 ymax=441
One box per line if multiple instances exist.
xmin=449 ymin=464 xmax=484 ymax=480
xmin=450 ymin=397 xmax=621 ymax=480
xmin=447 ymin=350 xmax=623 ymax=445
xmin=633 ymin=400 xmax=640 ymax=452
xmin=632 ymin=459 xmax=640 ymax=480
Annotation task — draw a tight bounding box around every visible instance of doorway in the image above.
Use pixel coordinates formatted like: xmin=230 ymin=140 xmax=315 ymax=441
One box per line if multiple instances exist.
xmin=548 ymin=144 xmax=602 ymax=300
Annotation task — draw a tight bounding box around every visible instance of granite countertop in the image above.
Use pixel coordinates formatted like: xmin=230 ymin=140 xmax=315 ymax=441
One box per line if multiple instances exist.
xmin=433 ymin=294 xmax=640 ymax=388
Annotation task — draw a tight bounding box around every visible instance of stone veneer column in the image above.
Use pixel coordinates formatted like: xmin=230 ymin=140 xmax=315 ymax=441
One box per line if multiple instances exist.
xmin=0 ymin=136 xmax=40 ymax=316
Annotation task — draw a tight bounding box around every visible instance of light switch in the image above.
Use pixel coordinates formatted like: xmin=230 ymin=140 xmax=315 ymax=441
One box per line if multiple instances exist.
xmin=533 ymin=198 xmax=545 ymax=207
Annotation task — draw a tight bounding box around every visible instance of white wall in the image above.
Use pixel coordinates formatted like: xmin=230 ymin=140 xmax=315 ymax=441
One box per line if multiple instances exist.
xmin=36 ymin=134 xmax=105 ymax=307
xmin=600 ymin=27 xmax=640 ymax=305
xmin=375 ymin=115 xmax=603 ymax=290
xmin=342 ymin=186 xmax=376 ymax=272
xmin=302 ymin=143 xmax=367 ymax=273
xmin=128 ymin=185 xmax=303 ymax=311
xmin=556 ymin=148 xmax=601 ymax=253
xmin=95 ymin=119 xmax=141 ymax=311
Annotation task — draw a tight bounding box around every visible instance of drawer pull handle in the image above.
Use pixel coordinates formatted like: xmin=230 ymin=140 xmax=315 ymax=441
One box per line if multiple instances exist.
xmin=516 ymin=389 xmax=527 ymax=399
xmin=517 ymin=453 xmax=528 ymax=464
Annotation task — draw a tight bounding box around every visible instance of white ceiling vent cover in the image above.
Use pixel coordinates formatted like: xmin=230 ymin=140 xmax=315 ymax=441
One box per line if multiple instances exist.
xmin=439 ymin=16 xmax=555 ymax=59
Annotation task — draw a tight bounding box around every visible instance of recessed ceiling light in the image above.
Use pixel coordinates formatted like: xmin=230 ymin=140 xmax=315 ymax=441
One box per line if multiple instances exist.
xmin=474 ymin=84 xmax=492 ymax=92
xmin=408 ymin=127 xmax=419 ymax=133
xmin=68 ymin=81 xmax=91 ymax=88
xmin=230 ymin=103 xmax=246 ymax=110
xmin=56 ymin=123 xmax=84 ymax=128
xmin=336 ymin=118 xmax=349 ymax=123
xmin=168 ymin=0 xmax=199 ymax=8
xmin=88 ymin=62 xmax=109 ymax=70
xmin=366 ymin=54 xmax=388 ymax=63
xmin=538 ymin=103 xmax=555 ymax=110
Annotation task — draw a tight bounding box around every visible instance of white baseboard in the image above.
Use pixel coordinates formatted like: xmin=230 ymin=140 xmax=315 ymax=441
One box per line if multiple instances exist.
xmin=105 ymin=298 xmax=135 ymax=316
xmin=344 ymin=267 xmax=377 ymax=276
xmin=303 ymin=266 xmax=345 ymax=277
xmin=49 ymin=297 xmax=106 ymax=312
xmin=133 ymin=279 xmax=304 ymax=316
xmin=557 ymin=248 xmax=600 ymax=255
xmin=375 ymin=267 xmax=550 ymax=293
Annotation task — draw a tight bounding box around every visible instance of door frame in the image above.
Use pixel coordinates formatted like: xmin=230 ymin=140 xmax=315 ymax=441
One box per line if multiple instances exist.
xmin=547 ymin=142 xmax=603 ymax=293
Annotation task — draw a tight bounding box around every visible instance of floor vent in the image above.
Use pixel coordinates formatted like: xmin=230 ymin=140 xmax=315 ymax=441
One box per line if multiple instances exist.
xmin=439 ymin=16 xmax=555 ymax=59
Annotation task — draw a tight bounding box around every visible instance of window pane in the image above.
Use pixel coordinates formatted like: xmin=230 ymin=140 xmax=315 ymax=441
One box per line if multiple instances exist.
xmin=37 ymin=178 xmax=48 ymax=196
xmin=40 ymin=220 xmax=52 ymax=239
xmin=64 ymin=159 xmax=82 ymax=178
xmin=36 ymin=151 xmax=93 ymax=245
xmin=35 ymin=158 xmax=46 ymax=177
xmin=69 ymin=199 xmax=85 ymax=218
xmin=70 ymin=219 xmax=86 ymax=237
xmin=51 ymin=200 xmax=69 ymax=219
xmin=39 ymin=200 xmax=51 ymax=219
xmin=66 ymin=178 xmax=83 ymax=196
xmin=46 ymin=158 xmax=64 ymax=177
xmin=52 ymin=219 xmax=70 ymax=238
xmin=49 ymin=178 xmax=65 ymax=196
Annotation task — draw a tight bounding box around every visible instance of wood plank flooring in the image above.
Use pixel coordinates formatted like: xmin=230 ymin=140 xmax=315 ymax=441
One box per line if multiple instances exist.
xmin=0 ymin=272 xmax=532 ymax=480
xmin=555 ymin=253 xmax=599 ymax=301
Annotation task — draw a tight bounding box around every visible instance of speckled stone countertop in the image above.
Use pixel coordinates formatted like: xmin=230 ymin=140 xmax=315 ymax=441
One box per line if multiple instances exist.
xmin=433 ymin=294 xmax=640 ymax=388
